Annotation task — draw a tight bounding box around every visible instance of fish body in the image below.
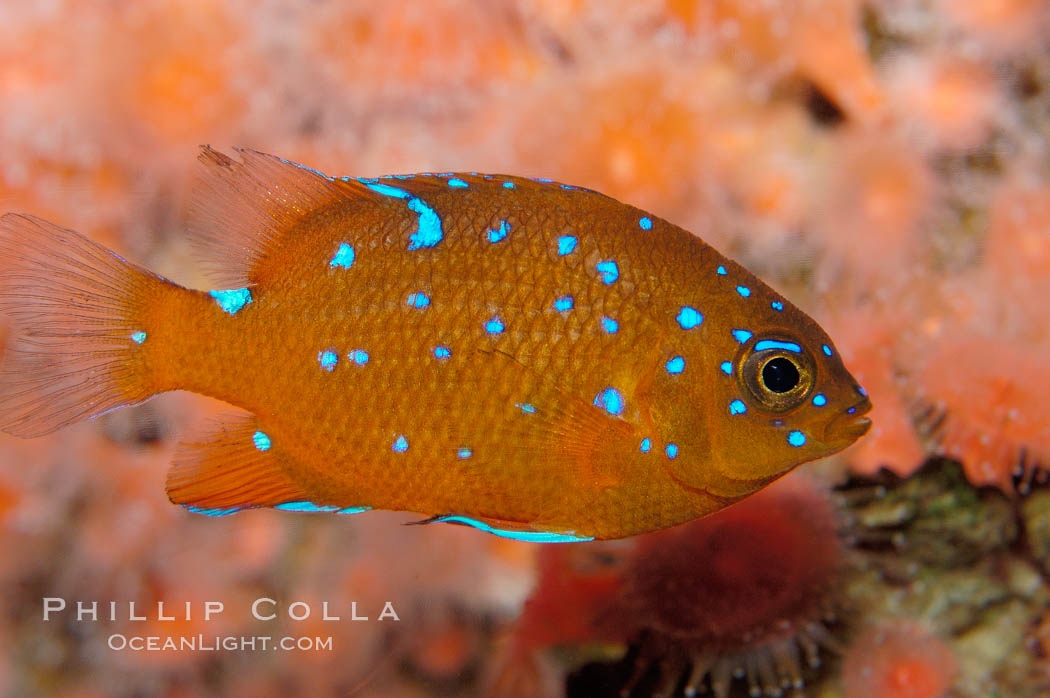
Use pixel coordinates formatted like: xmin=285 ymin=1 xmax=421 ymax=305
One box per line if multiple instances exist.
xmin=0 ymin=148 xmax=870 ymax=541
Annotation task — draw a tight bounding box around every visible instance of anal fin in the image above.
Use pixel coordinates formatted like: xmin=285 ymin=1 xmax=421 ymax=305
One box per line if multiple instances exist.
xmin=165 ymin=414 xmax=309 ymax=514
xmin=409 ymin=513 xmax=594 ymax=543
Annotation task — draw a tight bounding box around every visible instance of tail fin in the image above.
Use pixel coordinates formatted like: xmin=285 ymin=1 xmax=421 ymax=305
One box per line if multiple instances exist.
xmin=0 ymin=214 xmax=170 ymax=437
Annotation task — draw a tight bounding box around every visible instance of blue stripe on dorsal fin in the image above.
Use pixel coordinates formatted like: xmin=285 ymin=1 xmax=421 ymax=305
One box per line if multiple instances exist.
xmin=408 ymin=514 xmax=593 ymax=543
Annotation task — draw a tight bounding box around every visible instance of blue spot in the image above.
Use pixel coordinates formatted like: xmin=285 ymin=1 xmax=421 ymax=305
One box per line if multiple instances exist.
xmin=813 ymin=394 xmax=827 ymax=406
xmin=275 ymin=502 xmax=341 ymax=513
xmin=434 ymin=346 xmax=451 ymax=359
xmin=391 ymin=174 xmax=415 ymax=180
xmin=488 ymin=220 xmax=511 ymax=243
xmin=847 ymin=407 xmax=856 ymax=414
xmin=447 ymin=178 xmax=468 ymax=188
xmin=407 ymin=292 xmax=431 ymax=308
xmin=557 ymin=235 xmax=577 ymax=255
xmin=788 ymin=431 xmax=806 ymax=447
xmin=337 ymin=507 xmax=370 ymax=514
xmin=720 ymin=361 xmax=732 ymax=375
xmin=666 ymin=443 xmax=679 ymax=459
xmin=318 ymin=350 xmax=338 ymax=371
xmin=717 ymin=265 xmax=727 ymax=275
xmin=516 ymin=403 xmax=537 ymax=414
xmin=593 ymin=387 xmax=624 ymax=416
xmin=822 ymin=344 xmax=832 ymax=356
xmin=736 ymin=286 xmax=751 ymax=297
xmin=364 ymin=181 xmax=411 ymax=199
xmin=502 ymin=181 xmax=515 ymax=189
xmin=754 ymin=340 xmax=802 ymax=353
xmin=560 ymin=184 xmax=581 ymax=191
xmin=771 ymin=301 xmax=784 ymax=311
xmin=601 ymin=316 xmax=619 ymax=334
xmin=406 ymin=197 xmax=444 ymax=249
xmin=732 ymin=329 xmax=753 ymax=343
xmin=676 ymin=306 xmax=703 ymax=329
xmin=596 ymin=260 xmax=619 ymax=284
xmin=130 ymin=331 xmax=147 ymax=344
xmin=639 ymin=216 xmax=653 ymax=230
xmin=329 ymin=243 xmax=355 ymax=269
xmin=432 ymin=515 xmax=593 ymax=543
xmin=349 ymin=349 xmax=369 ymax=365
xmin=554 ymin=295 xmax=574 ymax=312
xmin=858 ymin=386 xmax=868 ymax=397
xmin=457 ymin=447 xmax=473 ymax=459
xmin=666 ymin=356 xmax=685 ymax=374
xmin=640 ymin=438 xmax=652 ymax=453
xmin=209 ymin=288 xmax=252 ymax=315
xmin=485 ymin=316 xmax=505 ymax=334
xmin=729 ymin=399 xmax=747 ymax=415
xmin=392 ymin=435 xmax=409 ymax=453
xmin=186 ymin=505 xmax=239 ymax=517
xmin=252 ymin=431 xmax=271 ymax=451
xmin=535 ymin=177 xmax=553 ymax=183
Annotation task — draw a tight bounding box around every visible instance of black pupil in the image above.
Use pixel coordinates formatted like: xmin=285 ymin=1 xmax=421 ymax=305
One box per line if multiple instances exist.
xmin=762 ymin=358 xmax=800 ymax=393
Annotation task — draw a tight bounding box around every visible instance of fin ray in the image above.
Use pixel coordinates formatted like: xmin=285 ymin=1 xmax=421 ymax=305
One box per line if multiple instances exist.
xmin=480 ymin=348 xmax=634 ymax=489
xmin=166 ymin=413 xmax=311 ymax=513
xmin=188 ymin=146 xmax=366 ymax=288
xmin=0 ymin=214 xmax=169 ymax=437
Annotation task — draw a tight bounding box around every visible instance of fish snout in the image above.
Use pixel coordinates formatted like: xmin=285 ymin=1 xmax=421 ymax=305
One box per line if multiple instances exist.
xmin=824 ymin=396 xmax=873 ymax=443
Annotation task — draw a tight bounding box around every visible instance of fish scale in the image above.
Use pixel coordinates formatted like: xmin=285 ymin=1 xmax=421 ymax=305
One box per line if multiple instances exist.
xmin=0 ymin=146 xmax=872 ymax=541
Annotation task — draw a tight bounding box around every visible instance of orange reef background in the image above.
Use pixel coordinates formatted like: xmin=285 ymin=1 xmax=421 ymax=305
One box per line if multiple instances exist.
xmin=1 ymin=1 xmax=1049 ymax=697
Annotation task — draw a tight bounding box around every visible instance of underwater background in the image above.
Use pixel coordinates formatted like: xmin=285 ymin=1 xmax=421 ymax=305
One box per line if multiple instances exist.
xmin=0 ymin=0 xmax=1048 ymax=696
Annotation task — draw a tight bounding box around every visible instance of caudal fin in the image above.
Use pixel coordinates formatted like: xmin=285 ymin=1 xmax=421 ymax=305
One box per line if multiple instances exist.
xmin=0 ymin=214 xmax=171 ymax=437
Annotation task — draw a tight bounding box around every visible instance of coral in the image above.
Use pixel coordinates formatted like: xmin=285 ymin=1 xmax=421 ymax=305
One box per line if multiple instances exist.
xmin=841 ymin=621 xmax=958 ymax=698
xmin=935 ymin=0 xmax=1050 ymax=55
xmin=908 ymin=333 xmax=1050 ymax=492
xmin=671 ymin=0 xmax=887 ymax=122
xmin=308 ymin=0 xmax=546 ymax=114
xmin=610 ymin=473 xmax=846 ymax=697
xmin=486 ymin=473 xmax=848 ymax=697
xmin=2 ymin=0 xmax=1050 ymax=694
xmin=481 ymin=542 xmax=629 ymax=697
xmin=886 ymin=52 xmax=1000 ymax=151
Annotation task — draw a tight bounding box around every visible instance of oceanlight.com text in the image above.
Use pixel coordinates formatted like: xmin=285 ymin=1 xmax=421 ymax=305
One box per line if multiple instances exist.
xmin=107 ymin=634 xmax=334 ymax=652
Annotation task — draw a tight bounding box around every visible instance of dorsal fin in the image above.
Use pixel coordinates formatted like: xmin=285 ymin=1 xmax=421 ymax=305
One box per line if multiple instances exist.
xmin=187 ymin=146 xmax=367 ymax=288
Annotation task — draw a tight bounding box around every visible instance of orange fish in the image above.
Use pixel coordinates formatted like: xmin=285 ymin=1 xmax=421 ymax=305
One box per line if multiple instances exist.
xmin=0 ymin=147 xmax=871 ymax=541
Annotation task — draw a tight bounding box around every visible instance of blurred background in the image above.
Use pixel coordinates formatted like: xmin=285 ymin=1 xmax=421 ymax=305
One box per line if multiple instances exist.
xmin=1 ymin=1 xmax=1049 ymax=696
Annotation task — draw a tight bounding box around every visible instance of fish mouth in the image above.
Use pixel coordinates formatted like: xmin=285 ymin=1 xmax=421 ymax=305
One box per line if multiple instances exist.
xmin=824 ymin=396 xmax=873 ymax=443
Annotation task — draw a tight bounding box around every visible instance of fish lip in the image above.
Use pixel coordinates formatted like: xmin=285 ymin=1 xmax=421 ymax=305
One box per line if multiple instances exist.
xmin=824 ymin=396 xmax=873 ymax=442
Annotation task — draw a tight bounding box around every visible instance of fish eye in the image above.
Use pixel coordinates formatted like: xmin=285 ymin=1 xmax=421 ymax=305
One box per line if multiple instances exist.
xmin=741 ymin=343 xmax=814 ymax=412
xmin=762 ymin=357 xmax=799 ymax=393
